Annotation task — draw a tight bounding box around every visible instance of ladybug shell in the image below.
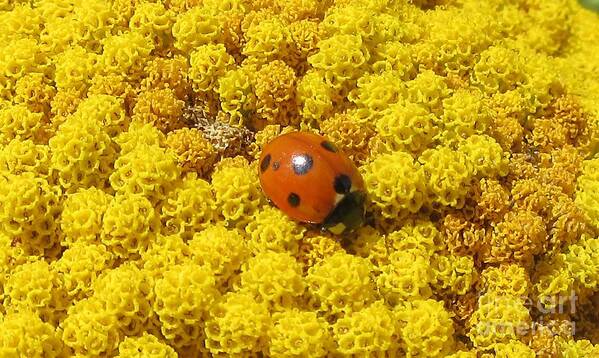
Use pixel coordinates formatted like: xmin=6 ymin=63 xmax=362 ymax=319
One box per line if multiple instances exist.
xmin=258 ymin=131 xmax=365 ymax=226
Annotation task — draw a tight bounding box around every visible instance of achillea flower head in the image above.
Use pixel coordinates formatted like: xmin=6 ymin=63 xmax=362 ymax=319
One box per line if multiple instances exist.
xmin=419 ymin=146 xmax=475 ymax=209
xmin=115 ymin=121 xmax=167 ymax=155
xmin=239 ymin=251 xmax=305 ymax=310
xmin=189 ymin=43 xmax=235 ymax=94
xmin=246 ymin=206 xmax=306 ymax=254
xmin=296 ymin=233 xmax=344 ymax=273
xmin=116 ymin=333 xmax=177 ymax=358
xmin=252 ymin=60 xmax=299 ymax=128
xmin=576 ymin=157 xmax=599 ymax=230
xmin=211 ymin=160 xmax=264 ymax=228
xmin=319 ymin=110 xmax=375 ymax=164
xmin=60 ymin=297 xmax=122 ymax=357
xmin=493 ymin=340 xmax=536 ymax=358
xmin=0 ymin=104 xmax=47 ymax=146
xmin=217 ymin=66 xmax=256 ymax=123
xmin=0 ymin=173 xmax=62 ymax=258
xmin=93 ymin=263 xmax=158 ymax=336
xmin=361 ymin=151 xmax=427 ymax=225
xmin=377 ymin=248 xmax=434 ymax=304
xmin=100 ymin=31 xmax=154 ymax=81
xmin=243 ymin=17 xmax=293 ymax=63
xmin=109 ymin=144 xmax=181 ymax=204
xmin=53 ymin=242 xmax=115 ymax=302
xmin=205 ymin=292 xmax=270 ymax=355
xmin=153 ymin=262 xmax=219 ymax=351
xmin=297 ymin=69 xmax=340 ymax=123
xmin=308 ymin=34 xmax=370 ymax=92
xmin=467 ymin=292 xmax=531 ymax=351
xmin=374 ymin=101 xmax=437 ymax=155
xmin=0 ymin=0 xmax=598 ymax=356
xmin=2 ymin=260 xmax=68 ymax=326
xmin=484 ymin=210 xmax=547 ymax=265
xmin=0 ymin=311 xmax=65 ymax=357
xmin=307 ymin=252 xmax=376 ymax=317
xmin=333 ymin=300 xmax=398 ymax=355
xmin=53 ymin=45 xmax=98 ymax=94
xmin=165 ymin=127 xmax=218 ymax=176
xmin=160 ymin=172 xmax=217 ymax=240
xmin=13 ymin=73 xmax=55 ymax=117
xmin=75 ymin=94 xmax=129 ymax=138
xmin=129 ymin=2 xmax=175 ymax=53
xmin=138 ymin=234 xmax=191 ymax=280
xmin=140 ymin=56 xmax=190 ymax=101
xmin=396 ymin=299 xmax=456 ymax=357
xmin=101 ymin=193 xmax=160 ymax=259
xmin=268 ymin=308 xmax=333 ymax=357
xmin=188 ymin=224 xmax=249 ymax=288
xmin=172 ymin=6 xmax=224 ymax=54
xmin=49 ymin=113 xmax=117 ymax=193
xmin=0 ymin=138 xmax=50 ymax=178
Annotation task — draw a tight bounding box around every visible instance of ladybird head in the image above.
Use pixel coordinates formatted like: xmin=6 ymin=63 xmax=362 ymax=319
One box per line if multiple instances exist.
xmin=321 ymin=190 xmax=366 ymax=235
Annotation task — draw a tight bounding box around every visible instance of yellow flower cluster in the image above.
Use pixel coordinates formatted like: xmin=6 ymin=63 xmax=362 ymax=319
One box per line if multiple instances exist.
xmin=0 ymin=0 xmax=598 ymax=356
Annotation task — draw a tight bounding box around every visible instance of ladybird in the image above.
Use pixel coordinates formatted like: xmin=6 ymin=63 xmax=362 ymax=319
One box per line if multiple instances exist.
xmin=258 ymin=131 xmax=366 ymax=234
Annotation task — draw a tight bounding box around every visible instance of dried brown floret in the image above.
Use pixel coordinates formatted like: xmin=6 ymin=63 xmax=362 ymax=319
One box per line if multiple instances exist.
xmin=511 ymin=179 xmax=555 ymax=217
xmin=441 ymin=210 xmax=487 ymax=262
xmin=132 ymin=88 xmax=186 ymax=133
xmin=473 ymin=178 xmax=510 ymax=224
xmin=483 ymin=210 xmax=547 ymax=266
xmin=540 ymin=313 xmax=577 ymax=340
xmin=547 ymin=194 xmax=593 ymax=253
xmin=528 ymin=94 xmax=592 ymax=152
xmin=537 ymin=145 xmax=583 ymax=196
xmin=546 ymin=94 xmax=590 ymax=142
xmin=251 ymin=60 xmax=299 ymax=129
xmin=528 ymin=118 xmax=571 ymax=152
xmin=492 ymin=114 xmax=525 ymax=152
xmin=319 ymin=112 xmax=375 ymax=164
xmin=140 ymin=56 xmax=191 ymax=101
xmin=447 ymin=290 xmax=478 ymax=336
xmin=182 ymin=105 xmax=254 ymax=161
xmin=528 ymin=323 xmax=561 ymax=358
xmin=287 ymin=19 xmax=321 ymax=74
xmin=506 ymin=152 xmax=538 ymax=183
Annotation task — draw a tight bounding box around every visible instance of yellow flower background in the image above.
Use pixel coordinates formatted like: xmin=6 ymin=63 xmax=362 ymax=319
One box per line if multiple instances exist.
xmin=0 ymin=0 xmax=599 ymax=356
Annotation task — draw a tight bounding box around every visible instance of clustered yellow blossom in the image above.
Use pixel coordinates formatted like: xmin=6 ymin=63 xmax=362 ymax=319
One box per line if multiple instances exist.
xmin=0 ymin=0 xmax=598 ymax=356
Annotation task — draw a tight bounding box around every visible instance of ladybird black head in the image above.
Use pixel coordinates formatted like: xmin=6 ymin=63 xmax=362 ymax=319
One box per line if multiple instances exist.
xmin=292 ymin=153 xmax=313 ymax=175
xmin=260 ymin=154 xmax=271 ymax=172
xmin=321 ymin=140 xmax=338 ymax=152
xmin=287 ymin=192 xmax=301 ymax=207
xmin=322 ymin=191 xmax=366 ymax=234
xmin=334 ymin=174 xmax=352 ymax=194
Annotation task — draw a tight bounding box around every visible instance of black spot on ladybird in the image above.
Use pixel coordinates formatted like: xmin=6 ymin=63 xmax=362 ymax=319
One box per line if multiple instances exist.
xmin=292 ymin=154 xmax=313 ymax=175
xmin=334 ymin=174 xmax=352 ymax=194
xmin=287 ymin=193 xmax=300 ymax=207
xmin=260 ymin=154 xmax=271 ymax=172
xmin=321 ymin=141 xmax=338 ymax=152
xmin=272 ymin=161 xmax=280 ymax=170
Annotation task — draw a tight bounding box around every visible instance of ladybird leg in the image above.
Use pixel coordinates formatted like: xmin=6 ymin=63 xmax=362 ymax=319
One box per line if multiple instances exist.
xmin=364 ymin=211 xmax=375 ymax=227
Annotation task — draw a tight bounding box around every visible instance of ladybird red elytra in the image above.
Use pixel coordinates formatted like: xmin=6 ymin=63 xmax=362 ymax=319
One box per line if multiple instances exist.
xmin=258 ymin=131 xmax=366 ymax=234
